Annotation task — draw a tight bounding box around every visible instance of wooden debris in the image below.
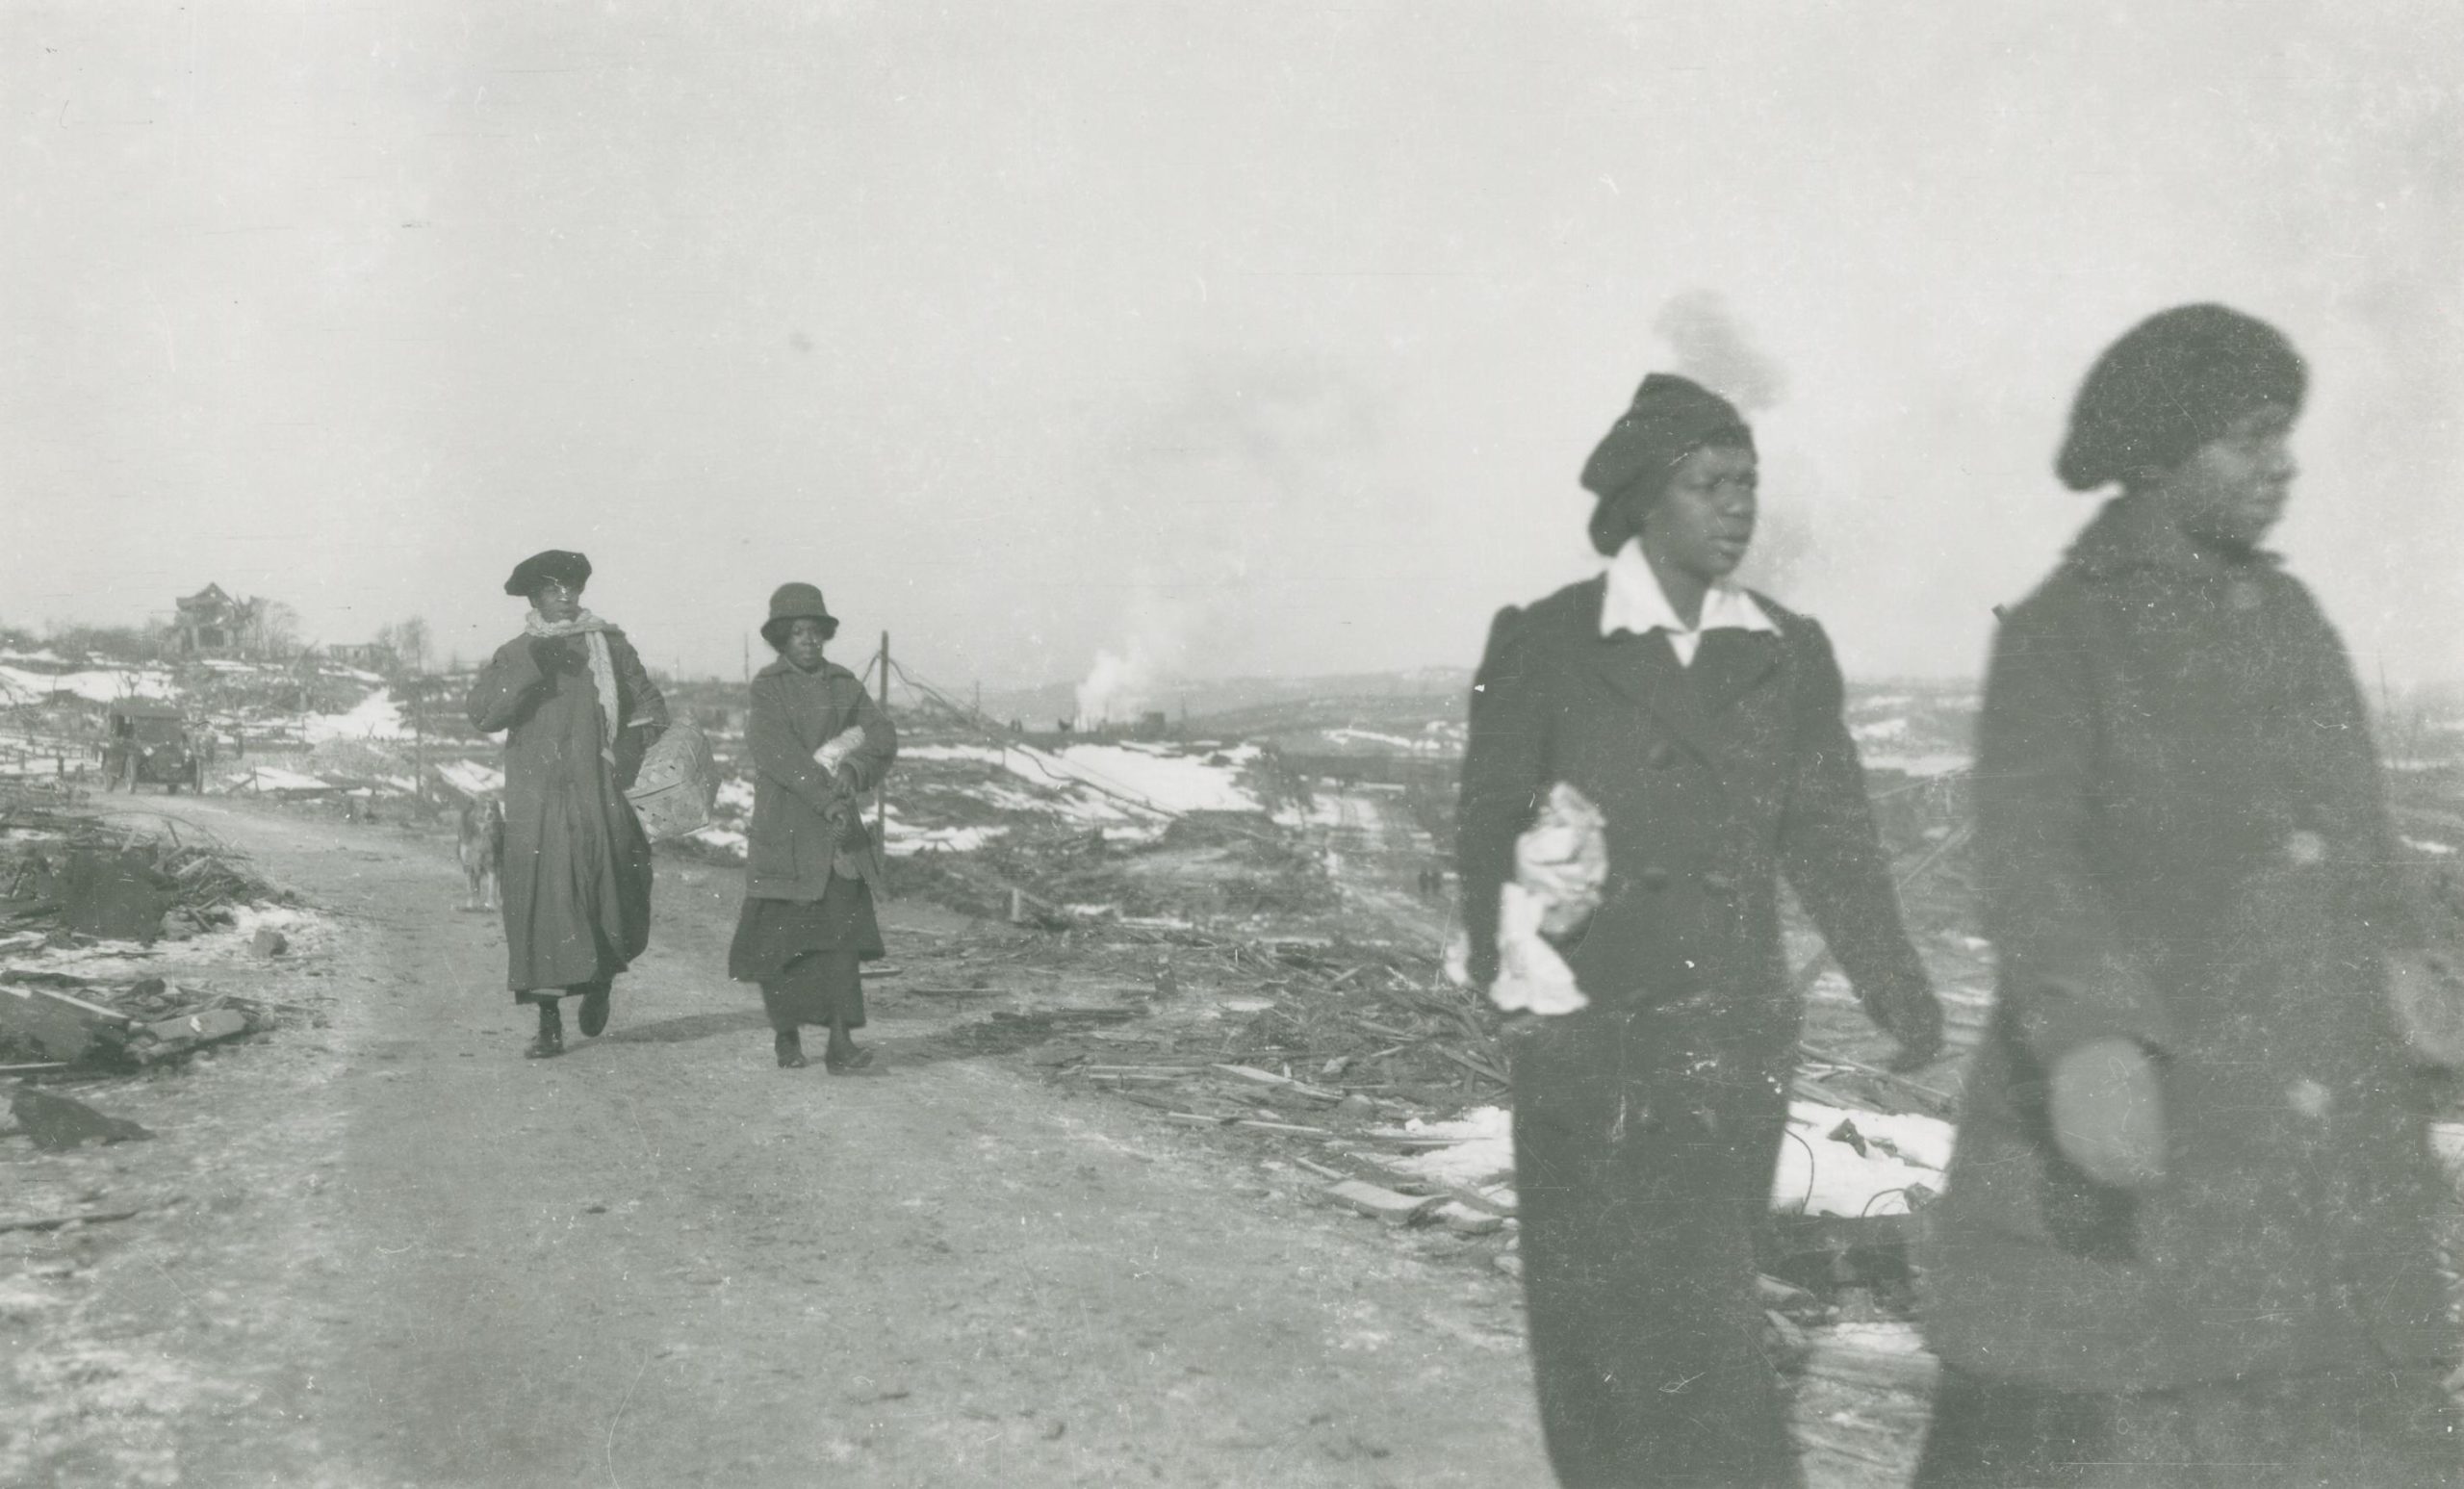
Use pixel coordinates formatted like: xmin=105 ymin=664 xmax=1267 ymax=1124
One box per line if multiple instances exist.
xmin=1210 ymin=1064 xmax=1344 ymax=1102
xmin=0 ymin=984 xmax=131 ymax=1064
xmin=8 ymin=1085 xmax=153 ymax=1150
xmin=1322 ymin=1179 xmax=1444 ymax=1226
xmin=132 ymin=1008 xmax=251 ymax=1062
xmin=1800 ymin=1328 xmax=1940 ymax=1396
xmin=0 ymin=1208 xmax=142 ymax=1236
xmin=1435 ymin=1200 xmax=1505 ymax=1235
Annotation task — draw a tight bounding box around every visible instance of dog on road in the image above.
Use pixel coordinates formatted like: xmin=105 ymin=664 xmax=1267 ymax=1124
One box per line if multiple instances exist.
xmin=458 ymin=798 xmax=505 ymax=912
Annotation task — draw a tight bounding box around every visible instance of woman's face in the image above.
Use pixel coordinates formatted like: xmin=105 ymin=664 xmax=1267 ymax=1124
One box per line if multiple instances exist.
xmin=530 ymin=578 xmax=583 ymax=624
xmin=781 ymin=618 xmax=831 ymax=672
xmin=1637 ymin=443 xmax=1758 ymax=583
xmin=2144 ymin=403 xmax=2297 ymax=554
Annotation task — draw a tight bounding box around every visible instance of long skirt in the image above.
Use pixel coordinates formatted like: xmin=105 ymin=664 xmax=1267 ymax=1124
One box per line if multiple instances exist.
xmin=1511 ymin=995 xmax=1804 ymax=1489
xmin=1913 ymin=1365 xmax=2460 ymax=1489
xmin=729 ymin=876 xmax=883 ymax=1032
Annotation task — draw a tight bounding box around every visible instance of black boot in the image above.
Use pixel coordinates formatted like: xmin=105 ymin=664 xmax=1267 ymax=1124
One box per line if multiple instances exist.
xmin=524 ymin=999 xmax=564 ymax=1059
xmin=823 ymin=1019 xmax=871 ymax=1073
xmin=774 ymin=1029 xmax=808 ymax=1068
xmin=577 ymin=981 xmax=610 ymax=1039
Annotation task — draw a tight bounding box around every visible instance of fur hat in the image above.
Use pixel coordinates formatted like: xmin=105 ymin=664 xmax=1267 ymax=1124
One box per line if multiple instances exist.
xmin=1579 ymin=373 xmax=1755 ymax=555
xmin=2057 ymin=304 xmax=2306 ymax=491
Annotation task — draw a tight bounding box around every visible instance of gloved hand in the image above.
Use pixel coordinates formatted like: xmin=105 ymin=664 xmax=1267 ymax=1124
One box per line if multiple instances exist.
xmin=1513 ymin=783 xmax=1608 ymax=937
xmin=2048 ymin=1037 xmax=2167 ymax=1190
xmin=2387 ymin=948 xmax=2464 ymax=1067
xmin=527 ymin=635 xmax=577 ymax=673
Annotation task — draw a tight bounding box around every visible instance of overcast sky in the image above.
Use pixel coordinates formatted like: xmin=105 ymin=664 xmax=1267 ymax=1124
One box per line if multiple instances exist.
xmin=4 ymin=1 xmax=2457 ymax=706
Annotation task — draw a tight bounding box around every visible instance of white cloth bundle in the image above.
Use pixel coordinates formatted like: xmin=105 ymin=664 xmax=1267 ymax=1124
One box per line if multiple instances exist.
xmin=1488 ymin=782 xmax=1609 ymax=1016
xmin=812 ymin=724 xmax=867 ymax=782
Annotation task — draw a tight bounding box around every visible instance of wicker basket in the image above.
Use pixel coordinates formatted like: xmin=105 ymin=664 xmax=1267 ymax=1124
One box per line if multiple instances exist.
xmin=624 ymin=724 xmax=718 ymax=842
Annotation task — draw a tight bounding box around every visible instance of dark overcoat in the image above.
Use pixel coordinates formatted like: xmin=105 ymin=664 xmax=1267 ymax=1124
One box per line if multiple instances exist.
xmin=466 ymin=627 xmax=667 ymax=992
xmin=743 ymin=657 xmax=896 ymax=902
xmin=1921 ymin=497 xmax=2456 ymax=1391
xmin=1457 ymin=577 xmax=1934 ymax=1489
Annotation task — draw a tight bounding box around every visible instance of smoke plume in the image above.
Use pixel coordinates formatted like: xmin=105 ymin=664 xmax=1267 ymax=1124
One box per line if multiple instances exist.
xmin=1654 ymin=290 xmax=1786 ymax=414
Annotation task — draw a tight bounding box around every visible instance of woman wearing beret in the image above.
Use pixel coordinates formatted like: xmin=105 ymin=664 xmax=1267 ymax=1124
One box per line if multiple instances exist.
xmin=728 ymin=583 xmax=898 ymax=1070
xmin=1456 ymin=372 xmax=1944 ymax=1487
xmin=1914 ymin=305 xmax=2462 ymax=1486
xmin=466 ymin=550 xmax=669 ymax=1058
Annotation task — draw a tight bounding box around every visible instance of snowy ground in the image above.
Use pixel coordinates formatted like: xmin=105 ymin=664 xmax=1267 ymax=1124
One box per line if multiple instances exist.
xmin=1384 ymin=1099 xmax=1957 ymax=1219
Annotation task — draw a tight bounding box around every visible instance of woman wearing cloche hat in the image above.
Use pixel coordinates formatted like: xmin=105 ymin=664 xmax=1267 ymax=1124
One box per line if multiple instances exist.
xmin=466 ymin=550 xmax=669 ymax=1058
xmin=727 ymin=583 xmax=899 ymax=1070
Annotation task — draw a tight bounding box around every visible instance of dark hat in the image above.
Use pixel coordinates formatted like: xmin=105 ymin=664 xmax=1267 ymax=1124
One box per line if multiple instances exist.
xmin=2057 ymin=304 xmax=2306 ymax=492
xmin=503 ymin=550 xmax=591 ymax=598
xmin=1579 ymin=372 xmax=1755 ymax=555
xmin=760 ymin=581 xmax=838 ymax=646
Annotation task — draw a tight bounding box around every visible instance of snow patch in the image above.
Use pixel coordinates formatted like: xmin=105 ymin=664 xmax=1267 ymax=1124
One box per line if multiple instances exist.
xmin=301 ymin=690 xmax=407 ymax=742
xmin=1386 ymin=1099 xmax=1958 ymax=1218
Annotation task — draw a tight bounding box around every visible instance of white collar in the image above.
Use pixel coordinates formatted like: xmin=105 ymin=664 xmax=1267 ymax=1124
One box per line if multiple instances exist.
xmin=1599 ymin=538 xmax=1777 ymax=645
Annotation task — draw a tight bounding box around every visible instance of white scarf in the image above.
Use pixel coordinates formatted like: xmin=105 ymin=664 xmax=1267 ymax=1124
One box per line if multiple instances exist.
xmin=525 ymin=608 xmax=622 ymax=762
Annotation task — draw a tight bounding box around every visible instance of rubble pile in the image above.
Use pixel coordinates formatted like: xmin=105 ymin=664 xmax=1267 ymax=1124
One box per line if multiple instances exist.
xmin=0 ymin=796 xmax=298 ymax=1071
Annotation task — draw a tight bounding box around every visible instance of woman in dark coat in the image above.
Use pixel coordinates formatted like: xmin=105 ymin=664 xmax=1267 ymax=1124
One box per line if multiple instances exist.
xmin=466 ymin=550 xmax=668 ymax=1058
xmin=1914 ymin=304 xmax=2463 ymax=1487
xmin=1456 ymin=372 xmax=1944 ymax=1488
xmin=728 ymin=583 xmax=897 ymax=1070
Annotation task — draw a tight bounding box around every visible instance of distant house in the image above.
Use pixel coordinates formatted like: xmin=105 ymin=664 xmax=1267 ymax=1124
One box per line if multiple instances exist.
xmin=322 ymin=642 xmax=398 ymax=674
xmin=171 ymin=584 xmax=261 ymax=657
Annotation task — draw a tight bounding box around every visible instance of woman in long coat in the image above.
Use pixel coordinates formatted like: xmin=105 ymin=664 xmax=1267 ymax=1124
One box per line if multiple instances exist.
xmin=1914 ymin=305 xmax=2462 ymax=1486
xmin=1457 ymin=372 xmax=1944 ymax=1488
xmin=466 ymin=550 xmax=668 ymax=1058
xmin=728 ymin=583 xmax=897 ymax=1070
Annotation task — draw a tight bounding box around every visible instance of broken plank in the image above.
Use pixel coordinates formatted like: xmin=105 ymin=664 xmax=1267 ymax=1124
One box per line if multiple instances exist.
xmin=1231 ymin=1118 xmax=1331 ymax=1137
xmin=133 ymin=1007 xmax=251 ymax=1061
xmin=1357 ymin=1130 xmax=1467 ymax=1149
xmin=1322 ymin=1179 xmax=1445 ymax=1226
xmin=1800 ymin=1332 xmax=1940 ymax=1396
xmin=0 ymin=1208 xmax=142 ymax=1235
xmin=1209 ymin=1064 xmax=1343 ymax=1102
xmin=1431 ymin=1045 xmax=1511 ymax=1085
xmin=0 ymin=980 xmax=134 ymax=1023
xmin=1434 ymin=1201 xmax=1506 ymax=1235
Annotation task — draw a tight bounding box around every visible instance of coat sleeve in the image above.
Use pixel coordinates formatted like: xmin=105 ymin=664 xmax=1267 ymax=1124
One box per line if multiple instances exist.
xmin=466 ymin=638 xmax=549 ymax=733
xmin=1455 ymin=605 xmax=1548 ymax=991
xmin=1774 ymin=617 xmax=1939 ymax=1045
xmin=1977 ymin=596 xmax=2174 ymax=1061
xmin=748 ymin=677 xmax=843 ymax=817
xmin=2287 ymin=583 xmax=2429 ymax=952
xmin=833 ymin=680 xmax=898 ymax=796
xmin=613 ymin=636 xmax=670 ymax=732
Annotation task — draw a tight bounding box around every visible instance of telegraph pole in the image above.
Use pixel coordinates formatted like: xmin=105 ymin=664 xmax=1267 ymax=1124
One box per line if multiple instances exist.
xmin=411 ymin=673 xmax=427 ymax=808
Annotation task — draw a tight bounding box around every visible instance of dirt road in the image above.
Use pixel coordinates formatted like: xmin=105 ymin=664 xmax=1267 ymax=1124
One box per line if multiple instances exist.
xmin=6 ymin=795 xmax=1554 ymax=1487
